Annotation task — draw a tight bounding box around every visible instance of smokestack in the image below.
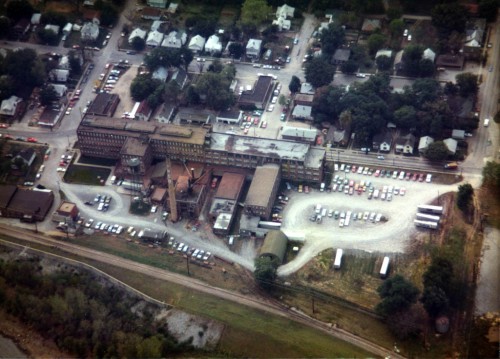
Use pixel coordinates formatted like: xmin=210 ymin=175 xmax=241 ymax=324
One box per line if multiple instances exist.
xmin=191 ymin=168 xmax=195 ymax=179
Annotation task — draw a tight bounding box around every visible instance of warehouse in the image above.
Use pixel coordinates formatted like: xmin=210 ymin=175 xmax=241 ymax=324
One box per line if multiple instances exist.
xmin=0 ymin=185 xmax=54 ymax=222
xmin=209 ymin=172 xmax=245 ymax=235
xmin=259 ymin=230 xmax=288 ymax=264
xmin=244 ymin=164 xmax=281 ymax=220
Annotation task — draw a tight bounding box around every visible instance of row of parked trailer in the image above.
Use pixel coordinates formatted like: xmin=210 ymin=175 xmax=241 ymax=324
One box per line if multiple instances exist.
xmin=414 ymin=204 xmax=444 ymax=229
xmin=333 ymin=250 xmax=391 ymax=279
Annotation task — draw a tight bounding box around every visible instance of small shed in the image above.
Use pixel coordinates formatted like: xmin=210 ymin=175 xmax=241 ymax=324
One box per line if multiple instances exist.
xmin=259 ymin=230 xmax=288 ymax=264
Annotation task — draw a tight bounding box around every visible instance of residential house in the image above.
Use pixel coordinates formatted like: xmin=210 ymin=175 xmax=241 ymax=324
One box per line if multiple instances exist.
xmin=423 ymin=48 xmax=436 ymax=62
xmin=216 ymin=108 xmax=243 ymax=124
xmin=146 ymin=30 xmax=164 ymax=47
xmin=326 ymin=125 xmax=351 ymax=147
xmin=246 ymin=38 xmax=262 ymax=59
xmin=418 ymin=136 xmax=434 ymax=154
xmin=156 ymin=103 xmax=176 ymax=123
xmin=443 ymin=138 xmax=457 ymax=154
xmin=375 ymin=49 xmax=392 ymax=59
xmin=299 ymin=83 xmax=315 ymax=95
xmin=141 ymin=8 xmax=162 ymax=20
xmin=146 ymin=0 xmax=167 ymax=8
xmin=294 ymin=94 xmax=314 ymax=107
xmin=463 ymin=18 xmax=486 ymax=60
xmin=12 ymin=148 xmax=36 ymax=169
xmin=161 ymin=30 xmax=186 ymax=49
xmin=58 ymin=55 xmax=70 ymax=70
xmin=393 ymin=50 xmax=404 ymax=72
xmin=44 ymin=24 xmax=60 ymax=35
xmin=51 ymin=84 xmax=68 ymax=98
xmin=291 ymin=105 xmax=313 ymax=121
xmin=31 ymin=13 xmax=41 ymax=25
xmin=80 ymin=20 xmax=100 ymax=41
xmin=167 ymin=3 xmax=178 ymax=13
xmin=150 ymin=20 xmax=163 ymax=31
xmin=372 ymin=132 xmax=393 ymax=152
xmin=0 ymin=96 xmax=22 ymax=117
xmin=332 ymin=48 xmax=351 ymax=65
xmin=188 ymin=35 xmax=206 ymax=53
xmin=170 ymin=68 xmax=187 ymax=89
xmin=49 ymin=69 xmax=69 ymax=83
xmin=281 ymin=126 xmax=317 ymax=144
xmin=62 ymin=23 xmax=72 ymax=35
xmin=395 ymin=133 xmax=416 ymax=154
xmin=136 ymin=100 xmax=152 ymax=121
xmin=128 ymin=28 xmax=147 ymax=44
xmin=273 ymin=4 xmax=294 ymax=31
xmin=435 ymin=54 xmax=465 ymax=70
xmin=152 ymin=66 xmax=168 ymax=82
xmin=361 ymin=18 xmax=381 ymax=33
xmin=205 ymin=34 xmax=222 ymax=55
xmin=451 ymin=129 xmax=465 ymax=140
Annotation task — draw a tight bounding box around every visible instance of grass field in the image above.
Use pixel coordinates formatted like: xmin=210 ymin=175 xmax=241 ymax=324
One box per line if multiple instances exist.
xmin=0 ymin=237 xmax=372 ymax=358
xmin=64 ymin=164 xmax=111 ymax=185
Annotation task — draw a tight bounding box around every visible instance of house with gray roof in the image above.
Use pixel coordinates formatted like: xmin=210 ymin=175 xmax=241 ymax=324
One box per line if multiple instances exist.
xmin=291 ymin=105 xmax=313 ymax=120
xmin=395 ymin=133 xmax=416 ymax=154
xmin=332 ymin=48 xmax=351 ymax=65
xmin=81 ymin=20 xmax=100 ymax=41
xmin=188 ymin=35 xmax=206 ymax=53
xmin=161 ymin=30 xmax=186 ymax=49
xmin=281 ymin=125 xmax=317 ymax=144
xmin=443 ymin=138 xmax=458 ymax=154
xmin=246 ymin=38 xmax=262 ymax=59
xmin=372 ymin=132 xmax=393 ymax=152
xmin=418 ymin=136 xmax=434 ymax=154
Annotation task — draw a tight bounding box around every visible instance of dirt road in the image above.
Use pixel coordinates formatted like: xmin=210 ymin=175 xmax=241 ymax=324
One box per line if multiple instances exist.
xmin=0 ymin=225 xmax=405 ymax=359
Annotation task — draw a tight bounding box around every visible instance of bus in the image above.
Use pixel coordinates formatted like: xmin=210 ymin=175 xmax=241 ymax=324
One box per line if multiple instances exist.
xmin=416 ymin=213 xmax=440 ymax=223
xmin=380 ymin=256 xmax=390 ymax=279
xmin=334 ymin=249 xmax=343 ymax=269
xmin=417 ymin=204 xmax=444 ymax=214
xmin=414 ymin=219 xmax=439 ymax=229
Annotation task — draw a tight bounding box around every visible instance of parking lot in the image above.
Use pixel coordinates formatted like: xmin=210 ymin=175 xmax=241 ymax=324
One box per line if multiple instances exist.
xmin=278 ymin=165 xmax=457 ymax=275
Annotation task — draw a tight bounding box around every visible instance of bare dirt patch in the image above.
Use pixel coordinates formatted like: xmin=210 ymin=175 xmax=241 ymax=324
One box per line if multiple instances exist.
xmin=111 ymin=65 xmax=137 ymax=115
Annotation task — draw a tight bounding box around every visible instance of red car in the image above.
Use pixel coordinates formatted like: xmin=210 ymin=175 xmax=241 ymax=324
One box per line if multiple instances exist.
xmin=304 ymin=185 xmax=310 ymax=194
xmin=405 ymin=172 xmax=411 ymax=180
xmin=351 ymin=165 xmax=357 ymax=173
xmin=0 ymin=123 xmax=8 ymax=128
xmin=418 ymin=173 xmax=425 ymax=182
xmin=27 ymin=137 xmax=37 ymax=143
xmin=412 ymin=173 xmax=419 ymax=181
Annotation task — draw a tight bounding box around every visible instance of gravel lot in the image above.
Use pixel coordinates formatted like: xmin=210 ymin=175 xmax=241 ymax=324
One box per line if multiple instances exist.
xmin=279 ymin=171 xmax=458 ymax=276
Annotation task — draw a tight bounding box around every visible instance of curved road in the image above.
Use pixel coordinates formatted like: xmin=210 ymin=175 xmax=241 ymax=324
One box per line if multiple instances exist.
xmin=0 ymin=224 xmax=404 ymax=359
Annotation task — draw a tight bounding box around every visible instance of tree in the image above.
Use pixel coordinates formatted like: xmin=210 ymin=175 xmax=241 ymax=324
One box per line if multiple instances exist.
xmin=482 ymin=161 xmax=500 ymax=187
xmin=457 ymin=183 xmax=473 ymax=212
xmin=375 ymin=275 xmax=419 ymax=317
xmin=184 ymin=85 xmax=200 ymax=105
xmin=0 ymin=75 xmax=15 ymax=101
xmin=180 ymin=48 xmax=193 ymax=71
xmin=131 ymin=36 xmax=146 ymax=51
xmin=68 ymin=50 xmax=82 ymax=74
xmin=443 ymin=81 xmax=458 ymax=96
xmin=163 ymin=81 xmax=180 ymax=105
xmin=196 ymin=70 xmax=235 ymax=110
xmin=228 ymin=43 xmax=244 ymax=58
xmin=254 ymin=256 xmax=280 ymax=289
xmin=340 ymin=60 xmax=358 ymax=74
xmin=456 ymin=73 xmax=478 ymax=97
xmin=288 ymin=75 xmax=301 ymax=94
xmin=278 ymin=95 xmax=286 ymax=106
xmin=39 ymin=85 xmax=58 ymax=106
xmin=319 ymin=23 xmax=345 ymax=56
xmin=5 ymin=48 xmax=45 ymax=88
xmin=41 ymin=11 xmax=68 ymax=27
xmin=241 ymin=0 xmax=271 ymax=27
xmin=402 ymin=45 xmax=424 ymax=77
xmin=0 ymin=17 xmax=11 ymax=39
xmin=367 ymin=33 xmax=387 ymax=55
xmin=418 ymin=58 xmax=435 ymax=77
xmin=207 ymin=59 xmax=223 ymax=73
xmin=6 ymin=0 xmax=34 ymax=22
xmin=421 ymin=286 xmax=449 ymax=318
xmin=338 ymin=110 xmax=352 ymax=130
xmin=305 ymin=57 xmax=335 ymax=88
xmin=376 ymin=55 xmax=392 ymax=71
xmin=423 ymin=257 xmax=453 ymax=296
xmin=424 ymin=141 xmax=450 ymax=161
xmin=431 ymin=4 xmax=467 ymax=36
xmin=37 ymin=28 xmax=59 ymax=46
xmin=385 ymin=304 xmax=426 ymax=340
xmin=393 ymin=105 xmax=417 ymax=130
xmin=386 ymin=7 xmax=402 ymax=21
xmin=98 ymin=2 xmax=118 ymax=26
xmin=130 ymin=74 xmax=161 ymax=101
xmin=389 ymin=19 xmax=404 ymax=38
xmin=478 ymin=0 xmax=500 ymax=22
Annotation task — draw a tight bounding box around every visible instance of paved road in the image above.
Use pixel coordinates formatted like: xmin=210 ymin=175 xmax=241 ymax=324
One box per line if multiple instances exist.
xmin=0 ymin=225 xmax=405 ymax=359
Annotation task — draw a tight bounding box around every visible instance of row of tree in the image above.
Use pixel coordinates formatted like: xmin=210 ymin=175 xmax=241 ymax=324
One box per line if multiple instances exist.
xmin=0 ymin=257 xmax=194 ymax=358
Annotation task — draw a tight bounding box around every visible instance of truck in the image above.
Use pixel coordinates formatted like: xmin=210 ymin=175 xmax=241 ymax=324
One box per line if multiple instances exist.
xmin=380 ymin=256 xmax=390 ymax=279
xmin=484 ymin=118 xmax=490 ymax=127
xmin=444 ymin=162 xmax=458 ymax=169
xmin=334 ymin=249 xmax=343 ymax=269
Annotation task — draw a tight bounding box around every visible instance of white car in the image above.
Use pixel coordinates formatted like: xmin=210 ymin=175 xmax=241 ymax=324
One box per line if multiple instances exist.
xmin=267 ymin=104 xmax=275 ymax=112
xmin=271 ymin=96 xmax=277 ymax=104
xmin=356 ymin=73 xmax=366 ymax=78
xmin=150 ymin=205 xmax=158 ymax=213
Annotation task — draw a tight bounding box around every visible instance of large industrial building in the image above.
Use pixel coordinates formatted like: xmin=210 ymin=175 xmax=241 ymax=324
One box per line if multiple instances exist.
xmin=76 ymin=117 xmax=325 ymax=184
xmin=245 ymin=164 xmax=281 ymax=220
xmin=0 ymin=186 xmax=54 ymax=222
xmin=209 ymin=172 xmax=245 ymax=235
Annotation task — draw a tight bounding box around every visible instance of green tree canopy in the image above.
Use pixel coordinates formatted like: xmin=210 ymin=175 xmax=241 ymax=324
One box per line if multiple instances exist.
xmin=37 ymin=28 xmax=59 ymax=46
xmin=288 ymin=75 xmax=301 ymax=94
xmin=6 ymin=0 xmax=34 ymax=22
xmin=478 ymin=0 xmax=500 ymax=22
xmin=389 ymin=19 xmax=404 ymax=38
xmin=4 ymin=48 xmax=46 ymax=88
xmin=196 ymin=69 xmax=235 ymax=110
xmin=402 ymin=45 xmax=424 ymax=77
xmin=393 ymin=105 xmax=417 ymax=131
xmin=376 ymin=55 xmax=392 ymax=71
xmin=130 ymin=74 xmax=162 ymax=101
xmin=455 ymin=73 xmax=478 ymax=97
xmin=68 ymin=50 xmax=82 ymax=74
xmin=424 ymin=141 xmax=450 ymax=161
xmin=0 ymin=17 xmax=11 ymax=39
xmin=241 ymin=0 xmax=271 ymax=27
xmin=375 ymin=275 xmax=420 ymax=317
xmin=340 ymin=60 xmax=358 ymax=74
xmin=131 ymin=36 xmax=146 ymax=51
xmin=254 ymin=256 xmax=280 ymax=289
xmin=305 ymin=57 xmax=335 ymax=88
xmin=482 ymin=161 xmax=500 ymax=187
xmin=421 ymin=286 xmax=449 ymax=318
xmin=431 ymin=3 xmax=467 ymax=36
xmin=228 ymin=42 xmax=244 ymax=58
xmin=367 ymin=33 xmax=387 ymax=55
xmin=423 ymin=257 xmax=453 ymax=296
xmin=457 ymin=183 xmax=473 ymax=212
xmin=39 ymin=85 xmax=59 ymax=106
xmin=319 ymin=23 xmax=346 ymax=56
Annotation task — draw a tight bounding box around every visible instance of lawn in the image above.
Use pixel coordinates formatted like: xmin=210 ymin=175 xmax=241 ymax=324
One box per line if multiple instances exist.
xmin=64 ymin=164 xmax=111 ymax=185
xmin=0 ymin=237 xmax=372 ymax=358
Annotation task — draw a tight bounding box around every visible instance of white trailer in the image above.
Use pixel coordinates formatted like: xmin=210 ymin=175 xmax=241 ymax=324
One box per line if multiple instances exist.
xmin=334 ymin=249 xmax=343 ymax=269
xmin=380 ymin=256 xmax=390 ymax=279
xmin=416 ymin=213 xmax=441 ymax=223
xmin=417 ymin=204 xmax=444 ymax=214
xmin=414 ymin=219 xmax=439 ymax=229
